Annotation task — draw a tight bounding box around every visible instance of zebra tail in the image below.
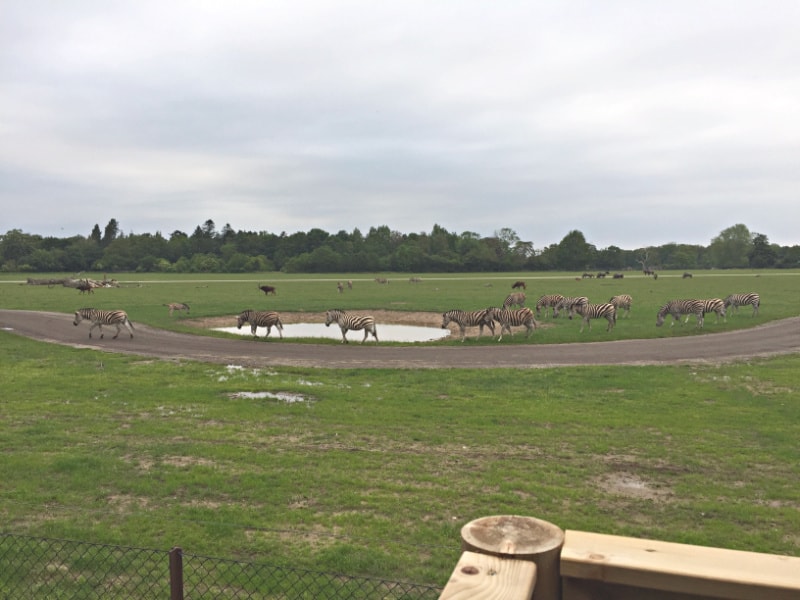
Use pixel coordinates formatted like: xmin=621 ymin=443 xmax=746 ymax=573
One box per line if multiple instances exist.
xmin=126 ymin=317 xmax=135 ymax=330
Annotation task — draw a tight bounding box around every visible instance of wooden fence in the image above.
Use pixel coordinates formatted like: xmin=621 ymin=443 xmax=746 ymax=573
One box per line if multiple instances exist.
xmin=439 ymin=515 xmax=800 ymax=600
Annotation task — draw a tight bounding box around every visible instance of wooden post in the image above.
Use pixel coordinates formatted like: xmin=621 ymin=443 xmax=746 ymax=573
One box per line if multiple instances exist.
xmin=460 ymin=515 xmax=565 ymax=600
xmin=439 ymin=551 xmax=537 ymax=599
xmin=169 ymin=546 xmax=184 ymax=600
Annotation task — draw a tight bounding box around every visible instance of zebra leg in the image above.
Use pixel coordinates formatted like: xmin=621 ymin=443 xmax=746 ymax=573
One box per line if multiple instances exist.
xmin=339 ymin=326 xmax=349 ymax=343
xmin=250 ymin=324 xmax=259 ymax=338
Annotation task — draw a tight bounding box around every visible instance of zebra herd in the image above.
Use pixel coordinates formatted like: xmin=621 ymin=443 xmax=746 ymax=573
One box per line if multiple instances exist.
xmin=656 ymin=293 xmax=760 ymax=328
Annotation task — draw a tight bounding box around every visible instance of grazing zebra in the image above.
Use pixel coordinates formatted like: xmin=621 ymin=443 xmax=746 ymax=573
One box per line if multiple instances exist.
xmin=503 ymin=292 xmax=526 ymax=309
xmin=535 ymin=294 xmax=565 ymax=318
xmin=490 ymin=307 xmax=537 ymax=341
xmin=697 ymin=298 xmax=726 ymax=324
xmin=73 ymin=308 xmax=135 ymax=339
xmin=574 ymin=303 xmax=617 ymax=332
xmin=724 ymin=292 xmax=760 ymax=316
xmin=325 ymin=309 xmax=378 ymax=344
xmin=441 ymin=309 xmax=495 ymax=342
xmin=609 ymin=294 xmax=633 ymax=318
xmin=237 ymin=309 xmax=284 ymax=339
xmin=553 ymin=296 xmax=589 ymax=319
xmin=656 ymin=299 xmax=705 ymax=328
xmin=164 ymin=302 xmax=190 ymax=316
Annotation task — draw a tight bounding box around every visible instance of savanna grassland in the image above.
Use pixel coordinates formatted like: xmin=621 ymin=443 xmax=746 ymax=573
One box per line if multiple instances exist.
xmin=0 ymin=270 xmax=798 ymax=588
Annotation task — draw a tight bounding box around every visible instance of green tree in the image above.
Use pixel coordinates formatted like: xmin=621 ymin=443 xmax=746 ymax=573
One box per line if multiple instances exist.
xmin=708 ymin=224 xmax=752 ymax=268
xmin=555 ymin=230 xmax=595 ymax=270
xmin=749 ymin=233 xmax=777 ymax=268
xmin=102 ymin=219 xmax=119 ymax=247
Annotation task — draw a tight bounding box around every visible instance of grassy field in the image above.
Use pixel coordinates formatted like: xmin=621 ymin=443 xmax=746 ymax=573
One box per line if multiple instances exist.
xmin=1 ymin=270 xmax=799 ymax=589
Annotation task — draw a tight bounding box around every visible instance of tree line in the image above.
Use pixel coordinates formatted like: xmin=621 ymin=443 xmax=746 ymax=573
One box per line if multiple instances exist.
xmin=1 ymin=220 xmax=797 ymax=273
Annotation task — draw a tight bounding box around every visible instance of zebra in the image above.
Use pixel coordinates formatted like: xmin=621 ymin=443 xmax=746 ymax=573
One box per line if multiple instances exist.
xmin=441 ymin=309 xmax=495 ymax=342
xmin=553 ymin=296 xmax=589 ymax=319
xmin=535 ymin=294 xmax=565 ymax=318
xmin=609 ymin=294 xmax=633 ymax=318
xmin=325 ymin=309 xmax=378 ymax=344
xmin=73 ymin=308 xmax=135 ymax=339
xmin=724 ymin=292 xmax=760 ymax=316
xmin=656 ymin=299 xmax=705 ymax=328
xmin=237 ymin=309 xmax=284 ymax=339
xmin=697 ymin=298 xmax=726 ymax=324
xmin=503 ymin=292 xmax=526 ymax=309
xmin=164 ymin=302 xmax=190 ymax=316
xmin=490 ymin=307 xmax=537 ymax=341
xmin=573 ymin=303 xmax=617 ymax=332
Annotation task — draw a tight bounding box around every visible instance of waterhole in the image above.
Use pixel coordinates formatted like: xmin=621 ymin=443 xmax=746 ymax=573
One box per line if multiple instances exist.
xmin=214 ymin=323 xmax=451 ymax=342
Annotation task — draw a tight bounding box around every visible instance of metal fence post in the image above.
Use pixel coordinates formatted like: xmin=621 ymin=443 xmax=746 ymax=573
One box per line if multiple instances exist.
xmin=169 ymin=546 xmax=184 ymax=600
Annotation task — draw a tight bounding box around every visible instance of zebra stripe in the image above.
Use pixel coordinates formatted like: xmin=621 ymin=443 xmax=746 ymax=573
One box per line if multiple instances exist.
xmin=535 ymin=294 xmax=565 ymax=318
xmin=697 ymin=298 xmax=726 ymax=324
xmin=73 ymin=308 xmax=135 ymax=339
xmin=490 ymin=307 xmax=537 ymax=341
xmin=553 ymin=296 xmax=589 ymax=318
xmin=609 ymin=294 xmax=633 ymax=318
xmin=441 ymin=309 xmax=495 ymax=342
xmin=237 ymin=309 xmax=284 ymax=339
xmin=574 ymin=303 xmax=616 ymax=332
xmin=325 ymin=309 xmax=378 ymax=344
xmin=502 ymin=292 xmax=526 ymax=309
xmin=724 ymin=293 xmax=760 ymax=316
xmin=656 ymin=299 xmax=705 ymax=328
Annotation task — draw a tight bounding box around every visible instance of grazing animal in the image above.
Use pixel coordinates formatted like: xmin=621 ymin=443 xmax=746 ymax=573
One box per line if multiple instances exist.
xmin=609 ymin=294 xmax=633 ymax=318
xmin=490 ymin=307 xmax=537 ymax=341
xmin=374 ymin=277 xmax=389 ymax=284
xmin=697 ymin=298 xmax=726 ymax=324
xmin=237 ymin=309 xmax=283 ymax=339
xmin=164 ymin=302 xmax=190 ymax=316
xmin=511 ymin=280 xmax=526 ymax=290
xmin=259 ymin=285 xmax=277 ymax=295
xmin=612 ymin=273 xmax=624 ymax=279
xmin=581 ymin=272 xmax=594 ymax=279
xmin=409 ymin=277 xmax=422 ymax=283
xmin=503 ymin=292 xmax=526 ymax=309
xmin=724 ymin=293 xmax=760 ymax=316
xmin=337 ymin=282 xmax=344 ymax=293
xmin=643 ymin=268 xmax=655 ymax=276
xmin=73 ymin=308 xmax=135 ymax=339
xmin=553 ymin=296 xmax=589 ymax=319
xmin=325 ymin=309 xmax=378 ymax=344
xmin=596 ymin=271 xmax=609 ymax=278
xmin=682 ymin=272 xmax=693 ymax=279
xmin=656 ymin=299 xmax=705 ymax=328
xmin=347 ymin=280 xmax=353 ymax=289
xmin=76 ymin=280 xmax=94 ymax=294
xmin=574 ymin=303 xmax=617 ymax=333
xmin=535 ymin=294 xmax=565 ymax=318
xmin=441 ymin=309 xmax=495 ymax=342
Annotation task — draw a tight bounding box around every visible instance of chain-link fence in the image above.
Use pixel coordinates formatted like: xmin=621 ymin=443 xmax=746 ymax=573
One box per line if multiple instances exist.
xmin=0 ymin=533 xmax=442 ymax=599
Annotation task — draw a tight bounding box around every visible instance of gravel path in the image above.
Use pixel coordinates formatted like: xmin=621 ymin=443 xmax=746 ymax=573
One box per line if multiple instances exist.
xmin=2 ymin=309 xmax=799 ymax=369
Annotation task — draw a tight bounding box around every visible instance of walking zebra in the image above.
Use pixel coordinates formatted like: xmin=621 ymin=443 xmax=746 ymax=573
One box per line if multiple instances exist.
xmin=164 ymin=302 xmax=190 ymax=316
xmin=697 ymin=298 xmax=726 ymax=324
xmin=574 ymin=303 xmax=616 ymax=332
xmin=724 ymin=292 xmax=760 ymax=316
xmin=325 ymin=309 xmax=378 ymax=344
xmin=656 ymin=299 xmax=705 ymax=328
xmin=609 ymin=294 xmax=633 ymax=318
xmin=237 ymin=309 xmax=284 ymax=339
xmin=73 ymin=308 xmax=135 ymax=339
xmin=490 ymin=307 xmax=537 ymax=341
xmin=441 ymin=308 xmax=495 ymax=342
xmin=553 ymin=296 xmax=589 ymax=319
xmin=503 ymin=292 xmax=526 ymax=309
xmin=535 ymin=294 xmax=565 ymax=318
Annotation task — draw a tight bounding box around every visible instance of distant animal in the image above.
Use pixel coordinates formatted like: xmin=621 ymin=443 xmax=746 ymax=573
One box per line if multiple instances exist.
xmin=612 ymin=273 xmax=624 ymax=279
xmin=609 ymin=294 xmax=633 ymax=318
xmin=347 ymin=280 xmax=353 ymax=289
xmin=374 ymin=277 xmax=389 ymax=284
xmin=503 ymin=292 xmax=526 ymax=309
xmin=337 ymin=282 xmax=344 ymax=293
xmin=682 ymin=272 xmax=693 ymax=279
xmin=237 ymin=309 xmax=283 ymax=339
xmin=490 ymin=307 xmax=537 ymax=341
xmin=643 ymin=268 xmax=655 ymax=276
xmin=596 ymin=272 xmax=609 ymax=278
xmin=409 ymin=277 xmax=422 ymax=283
xmin=535 ymin=294 xmax=565 ymax=318
xmin=73 ymin=308 xmax=135 ymax=339
xmin=164 ymin=302 xmax=190 ymax=316
xmin=325 ymin=309 xmax=378 ymax=344
xmin=574 ymin=303 xmax=617 ymax=333
xmin=724 ymin=292 xmax=760 ymax=317
xmin=76 ymin=280 xmax=94 ymax=294
xmin=581 ymin=272 xmax=594 ymax=279
xmin=511 ymin=280 xmax=526 ymax=290
xmin=259 ymin=285 xmax=277 ymax=295
xmin=441 ymin=309 xmax=495 ymax=342
xmin=656 ymin=299 xmax=705 ymax=328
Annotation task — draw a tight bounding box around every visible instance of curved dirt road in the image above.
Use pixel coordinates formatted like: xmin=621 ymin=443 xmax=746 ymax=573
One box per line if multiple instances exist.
xmin=1 ymin=309 xmax=799 ymax=369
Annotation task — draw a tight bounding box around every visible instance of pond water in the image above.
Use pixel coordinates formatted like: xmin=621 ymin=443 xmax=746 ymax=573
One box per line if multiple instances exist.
xmin=214 ymin=323 xmax=451 ymax=342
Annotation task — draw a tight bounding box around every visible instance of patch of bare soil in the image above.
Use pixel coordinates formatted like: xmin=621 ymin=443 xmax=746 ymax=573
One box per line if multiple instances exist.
xmin=186 ymin=310 xmax=443 ymax=330
xmin=594 ymin=472 xmax=674 ymax=502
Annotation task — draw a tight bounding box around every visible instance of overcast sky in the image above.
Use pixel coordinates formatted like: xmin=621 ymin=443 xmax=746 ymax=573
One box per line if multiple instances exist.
xmin=2 ymin=1 xmax=798 ymax=250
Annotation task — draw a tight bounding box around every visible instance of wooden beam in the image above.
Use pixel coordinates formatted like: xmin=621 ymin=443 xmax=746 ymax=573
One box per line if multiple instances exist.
xmin=439 ymin=551 xmax=537 ymax=600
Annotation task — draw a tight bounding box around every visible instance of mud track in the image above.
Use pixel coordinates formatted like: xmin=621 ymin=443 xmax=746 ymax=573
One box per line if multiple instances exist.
xmin=1 ymin=310 xmax=799 ymax=369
